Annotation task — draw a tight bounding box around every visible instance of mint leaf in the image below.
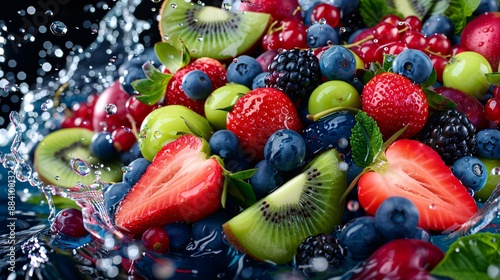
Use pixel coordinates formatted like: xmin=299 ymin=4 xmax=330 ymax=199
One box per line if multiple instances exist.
xmin=423 ymin=88 xmax=457 ymax=110
xmin=359 ymin=0 xmax=403 ymax=27
xmin=444 ymin=0 xmax=481 ymax=35
xmin=486 ymin=72 xmax=500 ymax=86
xmin=431 ymin=232 xmax=500 ymax=279
xmin=350 ymin=111 xmax=383 ymax=168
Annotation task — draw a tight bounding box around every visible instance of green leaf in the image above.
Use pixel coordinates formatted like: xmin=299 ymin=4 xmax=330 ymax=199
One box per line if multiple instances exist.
xmin=444 ymin=0 xmax=481 ymax=35
xmin=154 ymin=39 xmax=190 ymax=73
xmin=429 ymin=0 xmax=451 ymax=15
xmin=431 ymin=233 xmax=500 ymax=279
xmin=132 ymin=76 xmax=171 ymax=105
xmin=228 ymin=168 xmax=257 ymax=180
xmin=359 ymin=0 xmax=403 ymax=27
xmin=420 ymin=68 xmax=437 ymax=88
xmin=180 ymin=116 xmax=204 ymax=138
xmin=423 ymin=88 xmax=458 ymax=110
xmin=350 ymin=111 xmax=383 ymax=168
xmin=382 ymin=54 xmax=396 ymax=72
xmin=357 ymin=69 xmax=375 ymax=84
xmin=486 ymin=72 xmax=500 ymax=86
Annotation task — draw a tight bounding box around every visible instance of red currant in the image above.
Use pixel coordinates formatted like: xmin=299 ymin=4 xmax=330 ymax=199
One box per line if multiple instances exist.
xmin=73 ymin=117 xmax=94 ymax=131
xmin=485 ymin=97 xmax=500 ymax=123
xmin=372 ymin=22 xmax=400 ymax=45
xmin=112 ymin=127 xmax=137 ymax=152
xmin=141 ymin=227 xmax=170 ymax=253
xmin=425 ymin=33 xmax=451 ymax=56
xmin=310 ymin=3 xmax=340 ymax=28
xmin=50 ymin=208 xmax=88 ymax=238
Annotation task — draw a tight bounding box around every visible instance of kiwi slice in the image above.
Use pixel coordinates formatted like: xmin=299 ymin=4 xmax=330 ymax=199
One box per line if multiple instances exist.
xmin=386 ymin=0 xmax=432 ymax=19
xmin=34 ymin=128 xmax=123 ymax=188
xmin=222 ymin=149 xmax=347 ymax=265
xmin=158 ymin=0 xmax=271 ymax=60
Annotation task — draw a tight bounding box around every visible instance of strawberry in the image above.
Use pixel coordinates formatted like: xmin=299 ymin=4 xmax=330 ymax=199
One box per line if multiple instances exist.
xmin=164 ymin=57 xmax=227 ymax=116
xmin=114 ymin=134 xmax=224 ymax=238
xmin=226 ymin=87 xmax=303 ymax=162
xmin=357 ymin=139 xmax=478 ymax=232
xmin=362 ymin=72 xmax=429 ymax=140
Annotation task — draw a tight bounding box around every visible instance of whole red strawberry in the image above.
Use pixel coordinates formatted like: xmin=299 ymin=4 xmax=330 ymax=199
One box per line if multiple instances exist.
xmin=362 ymin=72 xmax=428 ymax=139
xmin=164 ymin=57 xmax=227 ymax=116
xmin=226 ymin=88 xmax=303 ymax=162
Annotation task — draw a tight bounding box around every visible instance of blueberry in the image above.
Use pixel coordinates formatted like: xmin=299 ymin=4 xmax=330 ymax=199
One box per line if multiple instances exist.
xmin=306 ymin=22 xmax=339 ymax=48
xmin=226 ymin=55 xmax=263 ymax=88
xmin=91 ymin=131 xmax=120 ymax=161
xmin=303 ymin=3 xmax=320 ymax=26
xmin=191 ymin=211 xmax=233 ymax=252
xmin=408 ymin=227 xmax=431 ymax=242
xmin=421 ymin=14 xmax=454 ymax=38
xmin=252 ymin=72 xmax=269 ymax=90
xmin=120 ymin=141 xmax=143 ymax=166
xmin=392 ymin=49 xmax=433 ymax=84
xmin=104 ymin=181 xmax=132 ymax=213
xmin=451 ymin=156 xmax=488 ymax=192
xmin=164 ymin=222 xmax=191 ymax=250
xmin=123 ymin=158 xmax=151 ymax=187
xmin=374 ymin=196 xmax=419 ymax=241
xmin=330 ymin=0 xmax=360 ymax=16
xmin=303 ymin=110 xmax=356 ymax=156
xmin=181 ymin=70 xmax=213 ymax=100
xmin=474 ymin=0 xmax=499 ymax=15
xmin=339 ymin=216 xmax=384 ymax=260
xmin=223 ymin=152 xmax=251 ymax=173
xmin=209 ymin=129 xmax=240 ymax=158
xmin=319 ymin=45 xmax=356 ymax=81
xmin=342 ymin=151 xmax=363 ymax=186
xmin=120 ymin=62 xmax=145 ymax=95
xmin=249 ymin=160 xmax=283 ymax=198
xmin=476 ymin=129 xmax=500 ymax=159
xmin=264 ymin=129 xmax=306 ymax=172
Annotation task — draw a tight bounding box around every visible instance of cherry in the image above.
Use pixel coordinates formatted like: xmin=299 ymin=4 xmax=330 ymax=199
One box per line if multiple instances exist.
xmin=425 ymin=33 xmax=452 ymax=56
xmin=402 ymin=15 xmax=422 ymax=32
xmin=372 ymin=22 xmax=400 ymax=45
xmin=73 ymin=102 xmax=94 ymax=119
xmin=125 ymin=96 xmax=158 ymax=126
xmin=401 ymin=31 xmax=427 ymax=50
xmin=381 ymin=14 xmax=402 ymax=27
xmin=451 ymin=44 xmax=468 ymax=56
xmin=50 ymin=208 xmax=89 ymax=238
xmin=485 ymin=97 xmax=500 ymax=123
xmin=141 ymin=227 xmax=170 ymax=253
xmin=493 ymin=86 xmax=500 ymax=98
xmin=74 ymin=117 xmax=94 ymax=131
xmin=112 ymin=127 xmax=137 ymax=152
xmin=374 ymin=41 xmax=407 ymax=64
xmin=262 ymin=31 xmax=282 ymax=51
xmin=351 ymin=42 xmax=379 ymax=68
xmin=309 ymin=3 xmax=340 ymax=28
xmin=428 ymin=54 xmax=448 ymax=82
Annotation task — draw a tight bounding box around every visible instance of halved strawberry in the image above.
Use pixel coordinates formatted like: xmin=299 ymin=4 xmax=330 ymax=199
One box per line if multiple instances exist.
xmin=114 ymin=134 xmax=224 ymax=238
xmin=357 ymin=139 xmax=478 ymax=232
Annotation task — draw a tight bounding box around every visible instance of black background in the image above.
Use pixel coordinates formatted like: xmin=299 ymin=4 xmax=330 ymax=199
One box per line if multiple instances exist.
xmin=0 ymin=0 xmax=164 ymax=129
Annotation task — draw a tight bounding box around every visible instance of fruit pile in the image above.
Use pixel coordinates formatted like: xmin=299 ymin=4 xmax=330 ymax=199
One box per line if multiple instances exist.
xmin=30 ymin=0 xmax=500 ymax=278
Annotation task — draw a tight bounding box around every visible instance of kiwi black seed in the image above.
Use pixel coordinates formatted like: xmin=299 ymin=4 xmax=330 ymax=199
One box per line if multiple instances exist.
xmin=222 ymin=149 xmax=347 ymax=265
xmin=34 ymin=127 xmax=122 ymax=188
xmin=158 ymin=0 xmax=271 ymax=60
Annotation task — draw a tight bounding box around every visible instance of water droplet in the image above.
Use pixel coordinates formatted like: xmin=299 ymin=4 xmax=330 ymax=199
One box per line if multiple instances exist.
xmin=318 ymin=18 xmax=327 ymax=24
xmin=152 ymin=0 xmax=161 ymax=2
xmin=491 ymin=167 xmax=500 ymax=175
xmin=487 ymin=264 xmax=500 ymax=279
xmin=338 ymin=161 xmax=348 ymax=171
xmin=197 ymin=36 xmax=203 ymax=42
xmin=50 ymin=21 xmax=68 ymax=36
xmin=70 ymin=158 xmax=91 ymax=176
xmin=154 ymin=131 xmax=162 ymax=138
xmin=222 ymin=3 xmax=232 ymax=11
xmin=55 ymin=176 xmax=60 ymax=180
xmin=45 ymin=10 xmax=54 ymax=16
xmin=429 ymin=203 xmax=437 ymax=210
xmin=347 ymin=200 xmax=359 ymax=212
xmin=41 ymin=99 xmax=54 ymax=111
xmin=104 ymin=103 xmax=117 ymax=115
xmin=455 ymin=247 xmax=460 ymax=253
xmin=170 ymin=3 xmax=177 ymax=8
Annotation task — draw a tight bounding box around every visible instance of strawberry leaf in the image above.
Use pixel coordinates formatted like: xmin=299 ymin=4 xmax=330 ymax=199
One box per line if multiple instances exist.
xmin=423 ymin=88 xmax=458 ymax=110
xmin=154 ymin=38 xmax=190 ymax=73
xmin=357 ymin=69 xmax=375 ymax=84
xmin=132 ymin=70 xmax=171 ymax=106
xmin=485 ymin=72 xmax=500 ymax=86
xmin=382 ymin=54 xmax=396 ymax=72
xmin=350 ymin=111 xmax=383 ymax=168
xmin=359 ymin=0 xmax=403 ymax=27
xmin=444 ymin=0 xmax=481 ymax=35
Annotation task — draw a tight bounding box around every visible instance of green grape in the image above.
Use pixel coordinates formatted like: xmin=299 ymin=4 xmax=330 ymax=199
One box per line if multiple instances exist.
xmin=308 ymin=80 xmax=361 ymax=115
xmin=204 ymin=83 xmax=250 ymax=130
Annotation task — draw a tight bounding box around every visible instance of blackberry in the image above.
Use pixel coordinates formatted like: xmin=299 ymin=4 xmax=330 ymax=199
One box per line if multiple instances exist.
xmin=295 ymin=233 xmax=347 ymax=272
xmin=265 ymin=48 xmax=322 ymax=102
xmin=418 ymin=109 xmax=476 ymax=165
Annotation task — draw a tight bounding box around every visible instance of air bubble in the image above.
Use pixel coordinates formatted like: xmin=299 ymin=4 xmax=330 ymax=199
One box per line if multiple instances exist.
xmin=40 ymin=100 xmax=53 ymax=111
xmin=104 ymin=103 xmax=117 ymax=115
xmin=50 ymin=21 xmax=68 ymax=36
xmin=347 ymin=200 xmax=359 ymax=212
xmin=154 ymin=131 xmax=162 ymax=138
xmin=70 ymin=158 xmax=91 ymax=177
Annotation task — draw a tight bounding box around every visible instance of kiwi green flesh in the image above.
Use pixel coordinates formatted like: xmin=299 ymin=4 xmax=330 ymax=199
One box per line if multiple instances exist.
xmin=34 ymin=128 xmax=122 ymax=188
xmin=222 ymin=149 xmax=347 ymax=265
xmin=159 ymin=0 xmax=271 ymax=60
xmin=386 ymin=0 xmax=432 ymax=19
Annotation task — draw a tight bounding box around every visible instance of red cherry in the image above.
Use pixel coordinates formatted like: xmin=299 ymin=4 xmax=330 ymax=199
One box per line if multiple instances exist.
xmin=374 ymin=41 xmax=407 ymax=64
xmin=428 ymin=54 xmax=448 ymax=82
xmin=278 ymin=17 xmax=308 ymax=49
xmin=141 ymin=227 xmax=170 ymax=253
xmin=381 ymin=14 xmax=402 ymax=27
xmin=73 ymin=102 xmax=93 ymax=119
xmin=112 ymin=127 xmax=137 ymax=152
xmin=61 ymin=116 xmax=76 ymax=129
xmin=493 ymin=86 xmax=500 ymax=98
xmin=125 ymin=96 xmax=157 ymax=126
xmin=451 ymin=44 xmax=468 ymax=56
xmin=262 ymin=31 xmax=282 ymax=51
xmin=401 ymin=31 xmax=427 ymax=50
xmin=485 ymin=97 xmax=500 ymax=123
xmin=425 ymin=33 xmax=451 ymax=56
xmin=351 ymin=42 xmax=379 ymax=68
xmin=372 ymin=22 xmax=400 ymax=45
xmin=73 ymin=117 xmax=94 ymax=131
xmin=310 ymin=3 xmax=340 ymax=27
xmin=50 ymin=208 xmax=88 ymax=238
xmin=402 ymin=15 xmax=422 ymax=32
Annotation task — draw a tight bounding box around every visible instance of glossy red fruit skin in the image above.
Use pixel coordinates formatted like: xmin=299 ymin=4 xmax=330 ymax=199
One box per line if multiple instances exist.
xmin=50 ymin=208 xmax=88 ymax=238
xmin=353 ymin=239 xmax=444 ymax=280
xmin=362 ymin=72 xmax=428 ymax=140
xmin=402 ymin=15 xmax=422 ymax=32
xmin=434 ymin=87 xmax=489 ymax=130
xmin=461 ymin=12 xmax=500 ymax=71
xmin=310 ymin=3 xmax=340 ymax=27
xmin=112 ymin=127 xmax=137 ymax=152
xmin=373 ymin=41 xmax=407 ymax=65
xmin=238 ymin=0 xmax=302 ymax=22
xmin=425 ymin=33 xmax=451 ymax=56
xmin=276 ymin=17 xmax=309 ymax=50
xmin=92 ymin=81 xmax=132 ymax=132
xmin=141 ymin=227 xmax=170 ymax=253
xmin=485 ymin=97 xmax=500 ymax=123
xmin=372 ymin=22 xmax=399 ymax=45
xmin=401 ymin=31 xmax=427 ymax=50
xmin=429 ymin=54 xmax=448 ymax=82
xmin=256 ymin=49 xmax=280 ymax=71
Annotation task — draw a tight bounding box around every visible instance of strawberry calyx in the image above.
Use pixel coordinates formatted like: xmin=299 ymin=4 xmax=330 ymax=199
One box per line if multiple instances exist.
xmin=215 ymin=156 xmax=258 ymax=209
